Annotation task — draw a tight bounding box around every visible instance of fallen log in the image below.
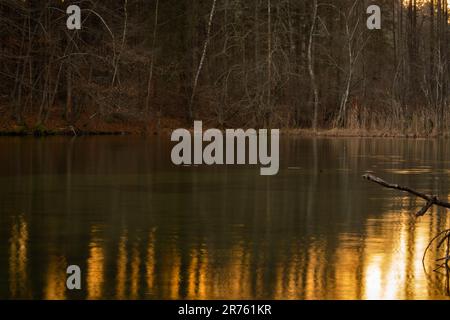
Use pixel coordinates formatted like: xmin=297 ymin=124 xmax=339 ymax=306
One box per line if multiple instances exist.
xmin=362 ymin=173 xmax=450 ymax=217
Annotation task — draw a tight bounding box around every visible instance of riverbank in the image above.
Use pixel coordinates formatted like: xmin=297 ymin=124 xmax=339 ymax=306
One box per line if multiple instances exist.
xmin=0 ymin=113 xmax=446 ymax=138
xmin=0 ymin=113 xmax=179 ymax=137
xmin=286 ymin=128 xmax=447 ymax=138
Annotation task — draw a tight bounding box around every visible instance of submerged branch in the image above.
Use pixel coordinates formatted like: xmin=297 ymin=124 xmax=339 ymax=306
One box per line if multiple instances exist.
xmin=362 ymin=173 xmax=450 ymax=217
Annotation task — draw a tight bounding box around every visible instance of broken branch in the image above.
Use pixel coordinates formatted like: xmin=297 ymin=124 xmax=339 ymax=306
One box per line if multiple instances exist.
xmin=362 ymin=173 xmax=450 ymax=217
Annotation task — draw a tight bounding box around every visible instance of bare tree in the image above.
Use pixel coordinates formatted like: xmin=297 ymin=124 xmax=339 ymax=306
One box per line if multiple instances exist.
xmin=188 ymin=0 xmax=218 ymax=120
xmin=336 ymin=0 xmax=367 ymax=128
xmin=145 ymin=0 xmax=160 ymax=116
xmin=308 ymin=0 xmax=319 ymax=131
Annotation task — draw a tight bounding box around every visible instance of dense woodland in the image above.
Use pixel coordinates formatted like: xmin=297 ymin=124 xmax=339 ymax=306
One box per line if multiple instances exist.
xmin=0 ymin=0 xmax=449 ymax=134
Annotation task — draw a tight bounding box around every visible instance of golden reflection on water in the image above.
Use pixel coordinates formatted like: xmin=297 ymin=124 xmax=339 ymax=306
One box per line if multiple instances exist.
xmin=8 ymin=215 xmax=29 ymax=298
xmin=187 ymin=246 xmax=210 ymax=299
xmin=6 ymin=215 xmax=450 ymax=300
xmin=150 ymin=209 xmax=447 ymax=300
xmin=87 ymin=227 xmax=105 ymax=300
xmin=116 ymin=231 xmax=128 ymax=299
xmin=385 ymin=168 xmax=432 ymax=175
xmin=227 ymin=242 xmax=251 ymax=299
xmin=130 ymin=242 xmax=141 ymax=299
xmin=363 ymin=219 xmax=409 ymax=300
xmin=146 ymin=229 xmax=156 ymax=294
xmin=333 ymin=236 xmax=361 ymax=300
xmin=45 ymin=255 xmax=67 ymax=300
xmin=168 ymin=245 xmax=181 ymax=300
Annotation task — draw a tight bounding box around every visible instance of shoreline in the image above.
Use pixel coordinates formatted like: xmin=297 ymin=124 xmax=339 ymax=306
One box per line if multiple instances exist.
xmin=0 ymin=125 xmax=447 ymax=139
xmin=0 ymin=113 xmax=446 ymax=139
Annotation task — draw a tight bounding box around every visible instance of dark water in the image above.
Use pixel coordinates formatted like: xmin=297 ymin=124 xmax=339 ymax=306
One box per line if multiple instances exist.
xmin=1 ymin=136 xmax=450 ymax=300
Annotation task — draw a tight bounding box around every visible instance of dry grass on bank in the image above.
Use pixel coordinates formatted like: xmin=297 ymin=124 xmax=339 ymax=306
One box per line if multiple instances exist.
xmin=0 ymin=106 xmax=449 ymax=139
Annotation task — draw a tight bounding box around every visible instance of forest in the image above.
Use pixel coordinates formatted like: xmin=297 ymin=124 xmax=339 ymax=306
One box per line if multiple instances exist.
xmin=0 ymin=0 xmax=449 ymax=135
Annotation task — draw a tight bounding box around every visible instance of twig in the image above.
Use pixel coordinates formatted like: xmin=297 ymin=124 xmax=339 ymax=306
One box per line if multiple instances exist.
xmin=362 ymin=173 xmax=450 ymax=216
xmin=423 ymin=229 xmax=450 ymax=272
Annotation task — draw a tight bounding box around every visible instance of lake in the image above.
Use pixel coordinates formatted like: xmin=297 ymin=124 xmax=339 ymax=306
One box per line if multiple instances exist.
xmin=0 ymin=136 xmax=449 ymax=299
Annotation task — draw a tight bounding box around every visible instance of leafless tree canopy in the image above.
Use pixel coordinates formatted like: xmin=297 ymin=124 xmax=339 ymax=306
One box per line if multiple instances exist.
xmin=0 ymin=0 xmax=449 ymax=132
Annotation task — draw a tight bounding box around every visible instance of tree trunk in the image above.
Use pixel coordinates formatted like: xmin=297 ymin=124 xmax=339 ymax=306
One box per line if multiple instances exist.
xmin=308 ymin=0 xmax=319 ymax=131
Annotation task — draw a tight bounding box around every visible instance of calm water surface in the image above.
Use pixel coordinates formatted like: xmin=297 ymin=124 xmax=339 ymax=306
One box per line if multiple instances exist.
xmin=1 ymin=136 xmax=450 ymax=300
